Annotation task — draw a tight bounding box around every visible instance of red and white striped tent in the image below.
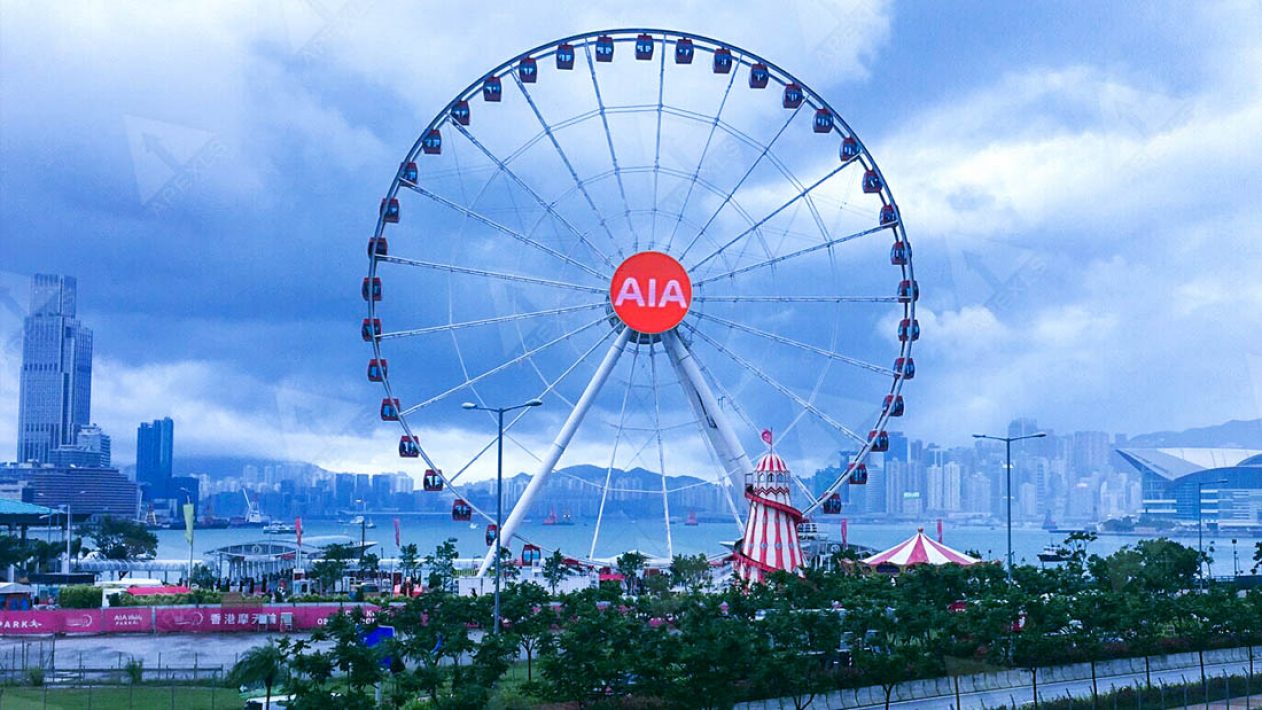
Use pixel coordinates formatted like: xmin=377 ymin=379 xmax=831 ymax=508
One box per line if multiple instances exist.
xmin=861 ymin=528 xmax=980 ymax=568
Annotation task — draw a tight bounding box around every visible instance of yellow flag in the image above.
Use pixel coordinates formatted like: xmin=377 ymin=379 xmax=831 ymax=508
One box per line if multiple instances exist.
xmin=183 ymin=502 xmax=195 ymax=544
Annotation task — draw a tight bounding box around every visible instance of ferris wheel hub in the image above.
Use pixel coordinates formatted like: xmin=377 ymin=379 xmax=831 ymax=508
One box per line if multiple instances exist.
xmin=609 ymin=251 xmax=692 ymax=335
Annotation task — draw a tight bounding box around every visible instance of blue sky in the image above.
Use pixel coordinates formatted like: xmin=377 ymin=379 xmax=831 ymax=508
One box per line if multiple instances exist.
xmin=1 ymin=1 xmax=1259 ymax=477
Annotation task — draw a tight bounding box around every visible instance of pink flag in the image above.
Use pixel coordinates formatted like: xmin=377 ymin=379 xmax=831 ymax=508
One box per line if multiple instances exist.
xmin=295 ymin=517 xmax=302 ymax=547
xmin=393 ymin=517 xmax=401 ymax=547
xmin=760 ymin=429 xmax=773 ymax=446
xmin=937 ymin=518 xmax=943 ymax=543
xmin=841 ymin=518 xmax=848 ymax=546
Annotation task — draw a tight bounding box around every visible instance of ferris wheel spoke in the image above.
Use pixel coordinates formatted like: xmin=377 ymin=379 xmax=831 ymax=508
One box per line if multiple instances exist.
xmin=686 ymin=159 xmax=854 ymax=273
xmin=650 ymin=34 xmax=667 ymax=247
xmin=379 ymin=303 xmax=605 ymax=340
xmin=678 ymin=106 xmax=803 ymax=262
xmin=583 ymin=44 xmax=643 ymax=251
xmin=591 ymin=343 xmax=642 ymax=558
xmin=648 ymin=341 xmax=674 ymax=558
xmin=443 ymin=327 xmax=617 ymax=488
xmin=449 ymin=122 xmax=616 ymax=270
xmin=694 ymin=295 xmax=899 ymax=304
xmin=663 ymin=68 xmax=739 ymax=253
xmin=380 ymin=255 xmax=605 ymax=294
xmin=693 ymin=221 xmax=886 ymax=287
xmin=400 ymin=315 xmax=609 ymax=417
xmin=511 ymin=73 xmax=622 ymax=255
xmin=401 ymin=183 xmax=606 ymax=281
xmin=689 ymin=311 xmax=896 ymax=377
xmin=683 ymin=323 xmax=867 ymax=446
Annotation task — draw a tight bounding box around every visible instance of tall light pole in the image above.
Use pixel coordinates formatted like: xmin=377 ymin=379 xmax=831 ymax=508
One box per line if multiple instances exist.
xmin=463 ymin=398 xmax=543 ymax=634
xmin=974 ymin=431 xmax=1047 ymax=582
xmin=1197 ymin=478 xmax=1226 ymax=589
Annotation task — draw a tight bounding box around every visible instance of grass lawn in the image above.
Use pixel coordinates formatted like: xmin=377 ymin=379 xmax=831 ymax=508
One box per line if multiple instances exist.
xmin=0 ymin=686 xmax=242 ymax=709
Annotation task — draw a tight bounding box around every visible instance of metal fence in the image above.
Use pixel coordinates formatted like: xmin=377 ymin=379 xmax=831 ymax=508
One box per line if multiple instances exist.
xmin=0 ymin=638 xmax=226 ymax=685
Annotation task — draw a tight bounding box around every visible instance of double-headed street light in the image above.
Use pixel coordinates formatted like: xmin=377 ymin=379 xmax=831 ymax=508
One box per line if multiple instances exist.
xmin=1197 ymin=478 xmax=1227 ymax=589
xmin=463 ymin=398 xmax=543 ymax=634
xmin=973 ymin=431 xmax=1047 ymax=582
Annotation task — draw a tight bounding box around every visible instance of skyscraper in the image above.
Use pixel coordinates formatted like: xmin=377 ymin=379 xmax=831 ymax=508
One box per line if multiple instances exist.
xmin=16 ymin=275 xmax=93 ymax=463
xmin=136 ymin=417 xmax=174 ymax=497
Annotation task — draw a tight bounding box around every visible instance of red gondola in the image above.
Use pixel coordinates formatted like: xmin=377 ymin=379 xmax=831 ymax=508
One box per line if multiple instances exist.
xmin=635 ymin=34 xmax=654 ymax=60
xmin=862 ymin=170 xmax=883 ymax=194
xmin=868 ymin=430 xmax=890 ymax=452
xmin=822 ymin=493 xmax=842 ymax=515
xmin=518 ymin=57 xmax=538 ymax=83
xmin=883 ymin=394 xmax=905 ymax=417
xmin=890 ymin=241 xmax=909 ymax=265
xmin=813 ymin=108 xmax=834 ymax=133
xmin=380 ymin=398 xmax=400 ymax=421
xmin=422 ymin=469 xmax=443 ymax=492
xmin=840 ymin=137 xmax=861 ymax=160
xmin=380 ymin=198 xmax=399 ymax=223
xmin=451 ymin=100 xmax=470 ymax=126
xmin=483 ymin=75 xmax=502 ymax=102
xmin=898 ymin=319 xmax=920 ymax=342
xmin=367 ymin=236 xmax=388 ymax=257
xmin=897 ymin=279 xmax=919 ymax=303
xmin=895 ymin=357 xmax=916 ymax=380
xmin=367 ymin=359 xmax=387 ymax=382
xmin=422 ymin=129 xmax=442 ymax=154
xmin=485 ymin=523 xmax=498 ymax=546
xmin=399 ymin=435 xmax=420 ymax=458
xmin=713 ymin=47 xmax=733 ymax=73
xmin=595 ymin=35 xmax=614 ymax=62
xmin=749 ymin=62 xmax=769 ymax=89
xmin=880 ymin=204 xmax=899 ymax=226
xmin=674 ymin=37 xmax=694 ymax=64
xmin=783 ymin=82 xmax=804 ymax=109
xmin=556 ymin=43 xmax=575 ymax=70
xmin=452 ymin=499 xmax=472 ymax=522
xmin=521 ymin=544 xmax=542 ymax=565
xmin=361 ymin=277 xmax=381 ymax=302
xmin=400 ymin=162 xmax=418 ymax=183
xmin=361 ymin=318 xmax=381 ymax=341
xmin=849 ymin=463 xmax=869 ymax=485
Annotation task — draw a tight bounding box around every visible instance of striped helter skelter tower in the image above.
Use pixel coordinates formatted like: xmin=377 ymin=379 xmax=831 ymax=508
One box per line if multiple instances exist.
xmin=735 ymin=449 xmax=805 ymax=583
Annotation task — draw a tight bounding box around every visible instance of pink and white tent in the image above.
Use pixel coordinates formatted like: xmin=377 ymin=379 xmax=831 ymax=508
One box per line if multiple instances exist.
xmin=861 ymin=528 xmax=980 ymax=568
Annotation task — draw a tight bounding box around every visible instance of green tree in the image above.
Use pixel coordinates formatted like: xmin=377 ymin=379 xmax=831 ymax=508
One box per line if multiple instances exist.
xmin=669 ymin=552 xmax=711 ymax=593
xmin=541 ymin=549 xmax=571 ymax=594
xmin=309 ymin=543 xmax=354 ymax=594
xmin=81 ymin=517 xmax=157 ymax=560
xmin=399 ymin=542 xmax=419 ymax=581
xmin=424 ymin=538 xmax=459 ymax=593
xmin=229 ymin=641 xmax=287 ymax=710
xmin=616 ymin=550 xmax=647 ymax=595
xmin=500 ymin=582 xmax=552 ymax=682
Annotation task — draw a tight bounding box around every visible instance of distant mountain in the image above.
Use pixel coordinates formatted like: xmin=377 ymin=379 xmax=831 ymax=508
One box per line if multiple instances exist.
xmin=1127 ymin=419 xmax=1262 ymax=449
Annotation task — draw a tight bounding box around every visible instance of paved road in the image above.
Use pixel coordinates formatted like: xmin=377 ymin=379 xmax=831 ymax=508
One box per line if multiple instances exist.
xmin=874 ymin=657 xmax=1257 ymax=709
xmin=0 ymin=633 xmax=320 ymax=675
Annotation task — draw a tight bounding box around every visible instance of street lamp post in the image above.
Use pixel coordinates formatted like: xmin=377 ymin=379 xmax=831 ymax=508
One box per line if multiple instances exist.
xmin=973 ymin=431 xmax=1047 ymax=583
xmin=1197 ymin=479 xmax=1227 ymax=589
xmin=463 ymin=398 xmax=543 ymax=634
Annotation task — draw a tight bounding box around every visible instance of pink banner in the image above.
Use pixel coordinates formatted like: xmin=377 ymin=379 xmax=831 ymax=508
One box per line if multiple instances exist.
xmin=0 ymin=604 xmax=365 ymax=636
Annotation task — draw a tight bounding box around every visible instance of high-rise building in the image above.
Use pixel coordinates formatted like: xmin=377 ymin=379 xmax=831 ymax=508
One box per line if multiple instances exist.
xmin=16 ymin=275 xmax=93 ymax=464
xmin=136 ymin=417 xmax=174 ymax=497
xmin=1072 ymin=431 xmax=1112 ymax=476
xmin=49 ymin=423 xmax=112 ymax=468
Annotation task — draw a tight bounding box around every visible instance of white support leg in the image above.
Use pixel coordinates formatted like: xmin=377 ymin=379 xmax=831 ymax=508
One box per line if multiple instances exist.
xmin=663 ymin=331 xmax=754 ymax=501
xmin=476 ymin=327 xmax=633 ymax=576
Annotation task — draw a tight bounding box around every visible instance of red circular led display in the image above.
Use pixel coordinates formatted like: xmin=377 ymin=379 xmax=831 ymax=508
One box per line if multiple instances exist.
xmin=609 ymin=251 xmax=692 ymax=334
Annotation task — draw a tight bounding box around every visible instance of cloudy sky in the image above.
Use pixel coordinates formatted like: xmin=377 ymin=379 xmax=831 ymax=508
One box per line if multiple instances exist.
xmin=1 ymin=1 xmax=1259 ymax=479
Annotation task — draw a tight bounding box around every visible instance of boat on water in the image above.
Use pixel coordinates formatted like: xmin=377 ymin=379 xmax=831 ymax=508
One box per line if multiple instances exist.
xmin=344 ymin=515 xmax=376 ymax=529
xmin=263 ymin=521 xmax=296 ymax=535
xmin=230 ymin=490 xmax=270 ymax=528
xmin=1037 ymin=545 xmax=1068 ymax=563
xmin=543 ymin=509 xmax=575 ymax=526
xmin=684 ymin=511 xmax=698 ymax=526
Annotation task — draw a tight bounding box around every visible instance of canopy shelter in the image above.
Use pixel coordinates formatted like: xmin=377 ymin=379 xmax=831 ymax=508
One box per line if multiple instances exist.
xmin=0 ymin=499 xmax=58 ymax=532
xmin=861 ymin=528 xmax=980 ymax=569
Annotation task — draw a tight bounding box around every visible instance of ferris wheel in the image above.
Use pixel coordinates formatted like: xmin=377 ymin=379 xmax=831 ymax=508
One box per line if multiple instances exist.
xmin=363 ymin=29 xmax=917 ymax=574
